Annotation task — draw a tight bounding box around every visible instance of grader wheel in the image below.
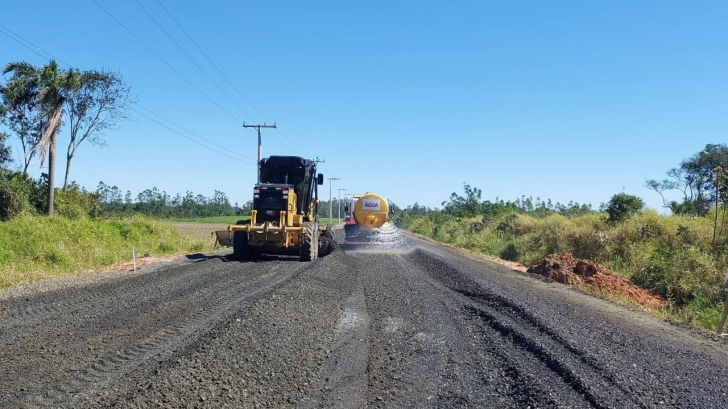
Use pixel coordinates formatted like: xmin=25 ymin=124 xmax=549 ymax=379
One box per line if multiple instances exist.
xmin=300 ymin=222 xmax=319 ymax=262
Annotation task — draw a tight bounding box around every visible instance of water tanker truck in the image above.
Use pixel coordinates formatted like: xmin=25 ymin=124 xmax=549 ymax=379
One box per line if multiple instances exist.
xmin=344 ymin=192 xmax=391 ymax=242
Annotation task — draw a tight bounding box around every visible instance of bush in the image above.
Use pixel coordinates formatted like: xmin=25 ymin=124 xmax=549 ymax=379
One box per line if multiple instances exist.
xmin=631 ymin=241 xmax=716 ymax=305
xmin=606 ymin=193 xmax=644 ymax=223
xmin=55 ymin=182 xmax=102 ymax=219
xmin=0 ymin=170 xmax=40 ymax=221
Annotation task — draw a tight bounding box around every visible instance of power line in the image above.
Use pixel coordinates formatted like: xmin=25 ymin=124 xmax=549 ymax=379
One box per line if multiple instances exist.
xmin=157 ymin=0 xmax=268 ymax=122
xmin=0 ymin=24 xmax=71 ymax=67
xmin=133 ymin=103 xmax=256 ymax=162
xmin=92 ymin=0 xmax=242 ymax=124
xmin=3 ymin=15 xmax=312 ymax=164
xmin=263 ymin=126 xmax=314 ymax=157
xmin=154 ymin=0 xmax=313 ymax=157
xmin=130 ymin=106 xmax=255 ymax=164
xmin=97 ymin=1 xmax=298 ymax=155
xmin=0 ymin=24 xmax=253 ymax=164
xmin=132 ymin=0 xmax=257 ymax=122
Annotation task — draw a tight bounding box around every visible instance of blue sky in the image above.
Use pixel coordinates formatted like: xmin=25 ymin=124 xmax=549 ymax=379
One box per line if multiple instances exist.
xmin=1 ymin=1 xmax=727 ymax=212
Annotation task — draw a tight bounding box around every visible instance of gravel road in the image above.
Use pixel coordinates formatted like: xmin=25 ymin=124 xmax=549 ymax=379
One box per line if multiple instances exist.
xmin=1 ymin=229 xmax=727 ymax=408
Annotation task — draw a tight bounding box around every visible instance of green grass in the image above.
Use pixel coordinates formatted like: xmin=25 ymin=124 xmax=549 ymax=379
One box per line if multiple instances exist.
xmin=0 ymin=215 xmax=207 ymax=290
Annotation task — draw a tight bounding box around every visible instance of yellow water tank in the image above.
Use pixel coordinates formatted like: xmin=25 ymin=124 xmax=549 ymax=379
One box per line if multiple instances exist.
xmin=353 ymin=192 xmax=389 ymax=229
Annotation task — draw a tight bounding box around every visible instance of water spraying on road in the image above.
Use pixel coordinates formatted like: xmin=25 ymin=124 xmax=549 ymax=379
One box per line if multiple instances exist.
xmin=341 ymin=224 xmax=413 ymax=254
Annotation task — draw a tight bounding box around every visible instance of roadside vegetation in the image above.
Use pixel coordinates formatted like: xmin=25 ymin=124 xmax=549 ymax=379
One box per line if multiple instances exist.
xmin=0 ymin=215 xmax=206 ymax=289
xmin=393 ymin=144 xmax=728 ymax=331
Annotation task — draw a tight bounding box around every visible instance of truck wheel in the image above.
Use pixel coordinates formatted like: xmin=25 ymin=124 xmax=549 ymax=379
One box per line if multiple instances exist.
xmin=233 ymin=231 xmax=250 ymax=260
xmin=300 ymin=222 xmax=318 ymax=262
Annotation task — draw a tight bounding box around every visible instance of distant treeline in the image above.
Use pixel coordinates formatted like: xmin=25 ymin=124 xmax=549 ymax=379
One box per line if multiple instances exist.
xmin=391 ymin=183 xmax=597 ymax=223
xmin=95 ymin=182 xmax=248 ymax=219
xmin=0 ymin=168 xmax=249 ymax=221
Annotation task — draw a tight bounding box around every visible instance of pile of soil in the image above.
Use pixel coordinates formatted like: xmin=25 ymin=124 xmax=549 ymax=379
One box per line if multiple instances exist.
xmin=527 ymin=254 xmax=666 ymax=309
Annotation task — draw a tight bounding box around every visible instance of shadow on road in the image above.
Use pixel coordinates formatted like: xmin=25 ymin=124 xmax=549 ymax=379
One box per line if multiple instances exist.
xmin=185 ymin=252 xmax=305 ymax=263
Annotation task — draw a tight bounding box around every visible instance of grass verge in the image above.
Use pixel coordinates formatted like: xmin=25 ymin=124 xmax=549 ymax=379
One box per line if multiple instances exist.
xmin=0 ymin=215 xmax=207 ymax=290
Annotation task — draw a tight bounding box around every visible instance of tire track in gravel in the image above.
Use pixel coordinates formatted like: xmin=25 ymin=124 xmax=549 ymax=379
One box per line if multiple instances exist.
xmin=352 ymin=250 xmax=476 ymax=407
xmin=0 ymin=254 xmax=306 ymax=409
xmin=401 ymin=243 xmax=728 ymax=408
xmin=0 ymin=257 xmax=229 ymax=326
xmin=317 ymin=265 xmax=371 ymax=408
xmin=406 ymin=248 xmax=641 ymax=408
xmin=78 ymin=248 xmax=360 ymax=409
xmin=344 ymin=235 xmax=728 ymax=408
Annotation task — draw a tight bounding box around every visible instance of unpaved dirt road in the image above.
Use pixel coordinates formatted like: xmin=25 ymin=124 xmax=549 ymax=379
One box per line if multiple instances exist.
xmin=1 ymin=230 xmax=727 ymax=408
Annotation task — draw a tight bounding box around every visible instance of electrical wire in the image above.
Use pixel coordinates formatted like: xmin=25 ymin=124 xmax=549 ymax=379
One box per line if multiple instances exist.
xmin=0 ymin=23 xmax=254 ymax=164
xmin=130 ymin=106 xmax=255 ymax=164
xmin=92 ymin=0 xmax=243 ymax=124
xmin=133 ymin=0 xmax=257 ymax=122
xmin=154 ymin=0 xmax=314 ymax=157
xmin=95 ymin=0 xmax=295 ymax=155
xmin=0 ymin=24 xmax=70 ymax=66
xmin=133 ymin=103 xmax=257 ymax=162
xmin=3 ymin=11 xmax=318 ymax=164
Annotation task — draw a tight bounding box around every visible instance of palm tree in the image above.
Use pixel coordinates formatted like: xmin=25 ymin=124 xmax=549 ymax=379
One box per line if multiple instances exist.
xmin=3 ymin=60 xmax=75 ymax=215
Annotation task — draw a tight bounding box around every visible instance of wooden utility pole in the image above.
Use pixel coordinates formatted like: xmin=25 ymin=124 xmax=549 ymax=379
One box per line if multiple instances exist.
xmin=243 ymin=122 xmax=276 ymax=183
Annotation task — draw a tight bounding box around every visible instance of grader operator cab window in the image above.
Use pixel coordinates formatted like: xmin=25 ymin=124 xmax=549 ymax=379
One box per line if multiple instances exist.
xmin=259 ymin=164 xmax=303 ymax=186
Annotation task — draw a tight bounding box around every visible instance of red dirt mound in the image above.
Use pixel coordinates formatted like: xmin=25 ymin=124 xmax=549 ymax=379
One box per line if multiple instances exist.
xmin=527 ymin=254 xmax=666 ymax=309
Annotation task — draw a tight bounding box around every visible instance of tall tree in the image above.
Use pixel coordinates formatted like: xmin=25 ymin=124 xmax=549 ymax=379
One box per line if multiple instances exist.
xmin=0 ymin=82 xmax=41 ymax=171
xmin=63 ymin=70 xmax=133 ymax=190
xmin=648 ymin=144 xmax=728 ymax=216
xmin=3 ymin=60 xmax=76 ymax=215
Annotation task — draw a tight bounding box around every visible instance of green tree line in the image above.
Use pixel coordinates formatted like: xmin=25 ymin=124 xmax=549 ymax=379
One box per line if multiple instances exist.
xmin=96 ymin=181 xmax=248 ymax=219
xmin=0 ymin=167 xmax=246 ymax=221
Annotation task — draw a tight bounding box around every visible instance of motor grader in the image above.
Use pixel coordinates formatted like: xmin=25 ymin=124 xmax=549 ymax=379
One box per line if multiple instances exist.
xmin=218 ymin=155 xmax=333 ymax=261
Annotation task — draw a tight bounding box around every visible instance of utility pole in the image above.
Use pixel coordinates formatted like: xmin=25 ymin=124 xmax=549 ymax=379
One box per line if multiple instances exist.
xmin=243 ymin=122 xmax=276 ymax=183
xmin=337 ymin=188 xmax=347 ymax=224
xmin=328 ymin=177 xmax=339 ymax=222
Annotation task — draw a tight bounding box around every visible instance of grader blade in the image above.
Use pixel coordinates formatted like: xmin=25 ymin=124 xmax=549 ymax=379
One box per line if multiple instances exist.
xmin=214 ymin=230 xmax=234 ymax=248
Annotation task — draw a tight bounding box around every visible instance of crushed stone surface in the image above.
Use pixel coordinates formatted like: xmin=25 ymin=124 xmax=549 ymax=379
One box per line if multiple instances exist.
xmin=1 ymin=229 xmax=726 ymax=408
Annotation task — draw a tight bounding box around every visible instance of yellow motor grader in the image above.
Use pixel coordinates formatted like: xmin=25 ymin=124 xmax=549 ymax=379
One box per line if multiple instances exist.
xmin=217 ymin=156 xmax=333 ymax=261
